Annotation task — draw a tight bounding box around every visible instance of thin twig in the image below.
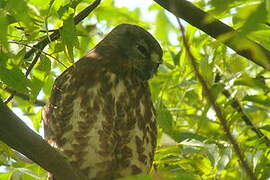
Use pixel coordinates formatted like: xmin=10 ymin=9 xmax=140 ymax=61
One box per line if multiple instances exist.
xmin=2 ymin=87 xmax=46 ymax=106
xmin=4 ymin=94 xmax=14 ymax=104
xmin=8 ymin=40 xmax=68 ymax=69
xmin=14 ymin=26 xmax=57 ymax=33
xmin=215 ymin=74 xmax=270 ymax=147
xmin=176 ymin=17 xmax=257 ymax=180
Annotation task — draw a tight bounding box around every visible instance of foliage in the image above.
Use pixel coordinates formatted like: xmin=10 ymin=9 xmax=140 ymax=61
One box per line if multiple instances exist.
xmin=0 ymin=0 xmax=270 ymax=179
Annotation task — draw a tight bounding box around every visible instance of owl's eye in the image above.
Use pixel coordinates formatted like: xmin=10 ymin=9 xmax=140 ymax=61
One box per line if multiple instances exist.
xmin=136 ymin=44 xmax=148 ymax=57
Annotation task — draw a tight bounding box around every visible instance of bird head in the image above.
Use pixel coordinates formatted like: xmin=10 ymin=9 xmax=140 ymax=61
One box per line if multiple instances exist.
xmin=95 ymin=24 xmax=163 ymax=80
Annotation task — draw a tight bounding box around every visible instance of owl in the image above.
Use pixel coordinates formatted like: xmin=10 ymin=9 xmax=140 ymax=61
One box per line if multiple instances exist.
xmin=43 ymin=23 xmax=163 ymax=180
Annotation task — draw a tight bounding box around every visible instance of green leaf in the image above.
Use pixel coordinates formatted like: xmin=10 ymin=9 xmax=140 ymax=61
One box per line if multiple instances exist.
xmin=259 ymin=125 xmax=270 ymax=132
xmin=209 ymin=0 xmax=231 ymax=13
xmin=169 ymin=49 xmax=181 ymax=66
xmin=12 ymin=47 xmax=26 ymax=66
xmin=57 ymin=4 xmax=73 ymax=19
xmin=155 ymin=10 xmax=171 ymax=42
xmin=36 ymin=56 xmax=51 ymax=73
xmin=53 ymin=43 xmax=64 ymax=53
xmin=30 ymin=109 xmax=42 ymax=131
xmin=0 ymin=172 xmax=12 ymax=179
xmin=70 ymin=0 xmax=82 ymax=9
xmin=157 ymin=102 xmax=173 ymax=131
xmin=60 ymin=14 xmax=79 ymax=62
xmin=240 ymin=2 xmax=267 ymax=36
xmin=234 ymin=76 xmax=270 ymax=91
xmin=243 ymin=95 xmax=270 ymax=107
xmin=43 ymin=74 xmax=54 ymax=96
xmin=95 ymin=5 xmax=141 ymax=26
xmin=0 ymin=67 xmax=30 ymax=93
xmin=226 ymin=55 xmax=249 ymax=73
xmin=28 ymin=0 xmax=50 ymax=8
xmin=0 ymin=14 xmax=8 ymax=50
xmin=174 ymin=132 xmax=206 ymax=142
xmin=7 ymin=0 xmax=34 ymax=28
xmin=200 ymin=57 xmax=213 ymax=85
xmin=211 ymin=83 xmax=225 ymax=100
xmin=157 ymin=103 xmax=179 ymax=141
xmin=30 ymin=76 xmax=44 ymax=99
xmin=157 ymin=103 xmax=206 ymax=142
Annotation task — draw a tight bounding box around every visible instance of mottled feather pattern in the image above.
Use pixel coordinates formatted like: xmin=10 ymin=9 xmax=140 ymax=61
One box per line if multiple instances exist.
xmin=44 ymin=59 xmax=156 ymax=179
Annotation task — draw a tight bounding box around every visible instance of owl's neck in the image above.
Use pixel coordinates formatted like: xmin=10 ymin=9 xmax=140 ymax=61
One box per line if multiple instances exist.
xmin=83 ymin=48 xmax=140 ymax=80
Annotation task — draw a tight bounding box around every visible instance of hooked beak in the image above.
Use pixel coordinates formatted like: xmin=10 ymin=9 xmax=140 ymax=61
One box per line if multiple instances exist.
xmin=137 ymin=52 xmax=163 ymax=81
xmin=151 ymin=53 xmax=163 ymax=74
xmin=151 ymin=53 xmax=163 ymax=65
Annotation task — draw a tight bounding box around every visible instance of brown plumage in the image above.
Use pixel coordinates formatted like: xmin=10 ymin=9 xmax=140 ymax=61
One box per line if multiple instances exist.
xmin=43 ymin=24 xmax=163 ymax=180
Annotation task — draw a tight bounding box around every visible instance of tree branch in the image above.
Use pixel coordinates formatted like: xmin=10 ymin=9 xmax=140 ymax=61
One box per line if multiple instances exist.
xmin=176 ymin=18 xmax=257 ymax=180
xmin=0 ymin=100 xmax=87 ymax=180
xmin=215 ymin=74 xmax=270 ymax=147
xmin=153 ymin=0 xmax=270 ymax=70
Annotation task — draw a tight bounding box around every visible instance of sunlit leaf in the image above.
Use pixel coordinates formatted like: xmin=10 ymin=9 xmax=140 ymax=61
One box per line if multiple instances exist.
xmin=31 ymin=109 xmax=42 ymax=131
xmin=30 ymin=76 xmax=44 ymax=99
xmin=259 ymin=125 xmax=270 ymax=132
xmin=243 ymin=95 xmax=270 ymax=107
xmin=36 ymin=55 xmax=51 ymax=73
xmin=7 ymin=0 xmax=34 ymax=28
xmin=0 ymin=14 xmax=8 ymax=50
xmin=60 ymin=14 xmax=79 ymax=62
xmin=12 ymin=47 xmax=26 ymax=66
xmin=155 ymin=10 xmax=171 ymax=42
xmin=0 ymin=67 xmax=30 ymax=93
xmin=240 ymin=2 xmax=267 ymax=35
xmin=200 ymin=57 xmax=213 ymax=85
xmin=43 ymin=74 xmax=54 ymax=96
xmin=0 ymin=172 xmax=12 ymax=180
xmin=234 ymin=76 xmax=270 ymax=91
xmin=169 ymin=48 xmax=181 ymax=66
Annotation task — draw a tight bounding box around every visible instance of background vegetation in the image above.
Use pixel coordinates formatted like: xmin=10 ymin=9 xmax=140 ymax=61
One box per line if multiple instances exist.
xmin=0 ymin=0 xmax=269 ymax=179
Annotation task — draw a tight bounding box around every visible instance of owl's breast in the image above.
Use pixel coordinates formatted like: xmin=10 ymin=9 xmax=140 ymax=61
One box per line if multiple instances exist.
xmin=48 ymin=71 xmax=157 ymax=179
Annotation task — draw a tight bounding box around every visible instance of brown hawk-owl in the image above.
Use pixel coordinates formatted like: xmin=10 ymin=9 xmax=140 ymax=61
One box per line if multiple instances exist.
xmin=43 ymin=23 xmax=163 ymax=180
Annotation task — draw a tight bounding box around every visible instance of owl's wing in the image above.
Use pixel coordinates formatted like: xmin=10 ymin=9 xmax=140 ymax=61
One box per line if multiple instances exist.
xmin=42 ymin=58 xmax=103 ymax=147
xmin=42 ymin=67 xmax=72 ymax=146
